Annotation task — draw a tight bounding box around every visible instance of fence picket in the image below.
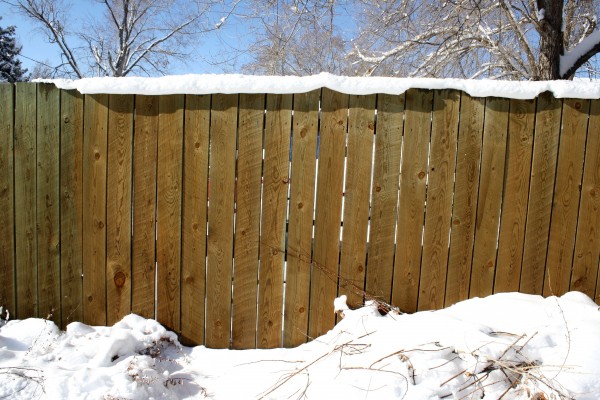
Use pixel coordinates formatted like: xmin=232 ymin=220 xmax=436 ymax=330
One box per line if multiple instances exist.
xmin=206 ymin=94 xmax=238 ymax=348
xmin=309 ymin=89 xmax=348 ymax=338
xmin=393 ymin=89 xmax=431 ymax=312
xmin=132 ymin=95 xmax=158 ymax=319
xmin=339 ymin=94 xmax=376 ymax=307
xmin=544 ymin=99 xmax=590 ymax=296
xmin=367 ymin=93 xmax=404 ymax=303
xmin=156 ymin=95 xmax=184 ymax=332
xmin=82 ymin=94 xmax=109 ymax=326
xmin=60 ymin=90 xmax=84 ymax=328
xmin=469 ymin=98 xmax=509 ymax=298
xmin=418 ymin=90 xmax=460 ymax=311
xmin=283 ymin=90 xmax=319 ymax=347
xmin=0 ymin=84 xmax=15 ymax=315
xmin=106 ymin=94 xmax=134 ymax=325
xmin=571 ymin=100 xmax=600 ymax=299
xmin=520 ymin=94 xmax=562 ymax=295
xmin=36 ymin=84 xmax=61 ymax=324
xmin=181 ymin=94 xmax=211 ymax=345
xmin=494 ymin=99 xmax=535 ymax=293
xmin=232 ymin=93 xmax=264 ymax=349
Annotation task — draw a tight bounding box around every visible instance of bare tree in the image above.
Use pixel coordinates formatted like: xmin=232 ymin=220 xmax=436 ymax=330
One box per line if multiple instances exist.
xmin=351 ymin=0 xmax=600 ymax=80
xmin=242 ymin=0 xmax=352 ymax=76
xmin=3 ymin=0 xmax=239 ymax=77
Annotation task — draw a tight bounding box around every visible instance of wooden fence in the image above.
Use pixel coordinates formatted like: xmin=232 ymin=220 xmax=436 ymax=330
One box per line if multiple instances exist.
xmin=0 ymin=83 xmax=598 ymax=349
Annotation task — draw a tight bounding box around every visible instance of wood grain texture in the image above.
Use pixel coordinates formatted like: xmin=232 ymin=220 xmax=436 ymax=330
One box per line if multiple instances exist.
xmin=520 ymin=94 xmax=561 ymax=294
xmin=366 ymin=94 xmax=403 ymax=303
xmin=418 ymin=90 xmax=459 ymax=311
xmin=309 ymin=89 xmax=348 ymax=339
xmin=544 ymin=99 xmax=590 ymax=296
xmin=283 ymin=90 xmax=319 ymax=347
xmin=15 ymin=83 xmax=37 ymax=318
xmin=571 ymin=99 xmax=600 ymax=299
xmin=231 ymin=93 xmax=263 ymax=349
xmin=445 ymin=95 xmax=485 ymax=306
xmin=339 ymin=94 xmax=375 ymax=307
xmin=181 ymin=94 xmax=210 ymax=345
xmin=258 ymin=94 xmax=292 ymax=348
xmin=83 ymin=94 xmax=108 ymax=326
xmin=392 ymin=89 xmax=431 ymax=312
xmin=156 ymin=95 xmax=184 ymax=332
xmin=494 ymin=99 xmax=535 ymax=293
xmin=132 ymin=95 xmax=158 ymax=319
xmin=60 ymin=90 xmax=84 ymax=328
xmin=0 ymin=84 xmax=15 ymax=315
xmin=469 ymin=98 xmax=509 ymax=299
xmin=206 ymin=94 xmax=238 ymax=348
xmin=36 ymin=84 xmax=60 ymax=324
xmin=106 ymin=94 xmax=134 ymax=325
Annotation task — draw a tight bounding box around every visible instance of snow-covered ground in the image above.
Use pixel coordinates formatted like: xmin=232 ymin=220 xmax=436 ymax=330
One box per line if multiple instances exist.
xmin=1 ymin=292 xmax=599 ymax=400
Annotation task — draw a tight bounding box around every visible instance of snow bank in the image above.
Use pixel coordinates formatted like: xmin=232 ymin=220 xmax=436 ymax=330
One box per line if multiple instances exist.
xmin=39 ymin=72 xmax=600 ymax=99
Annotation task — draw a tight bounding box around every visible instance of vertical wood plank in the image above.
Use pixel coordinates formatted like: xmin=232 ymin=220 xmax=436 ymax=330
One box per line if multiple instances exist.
xmin=82 ymin=94 xmax=108 ymax=326
xmin=309 ymin=89 xmax=348 ymax=339
xmin=181 ymin=94 xmax=211 ymax=345
xmin=232 ymin=94 xmax=264 ymax=349
xmin=132 ymin=95 xmax=158 ymax=319
xmin=469 ymin=98 xmax=509 ymax=298
xmin=258 ymin=94 xmax=292 ymax=348
xmin=366 ymin=94 xmax=404 ymax=303
xmin=445 ymin=95 xmax=485 ymax=306
xmin=418 ymin=90 xmax=459 ymax=310
xmin=15 ymin=83 xmax=37 ymax=318
xmin=392 ymin=89 xmax=431 ymax=312
xmin=0 ymin=84 xmax=15 ymax=315
xmin=494 ymin=99 xmax=535 ymax=293
xmin=156 ymin=94 xmax=184 ymax=332
xmin=544 ymin=99 xmax=589 ymax=296
xmin=206 ymin=94 xmax=238 ymax=348
xmin=106 ymin=94 xmax=133 ymax=325
xmin=339 ymin=94 xmax=375 ymax=307
xmin=60 ymin=90 xmax=84 ymax=327
xmin=36 ymin=83 xmax=60 ymax=323
xmin=520 ymin=94 xmax=561 ymax=294
xmin=283 ymin=90 xmax=319 ymax=347
xmin=571 ymin=99 xmax=600 ymax=298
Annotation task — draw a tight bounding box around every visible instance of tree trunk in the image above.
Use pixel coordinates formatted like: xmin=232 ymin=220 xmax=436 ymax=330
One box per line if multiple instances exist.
xmin=537 ymin=0 xmax=563 ymax=80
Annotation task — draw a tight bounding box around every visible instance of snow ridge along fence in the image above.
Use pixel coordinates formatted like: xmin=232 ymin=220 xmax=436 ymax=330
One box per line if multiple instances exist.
xmin=0 ymin=82 xmax=598 ymax=349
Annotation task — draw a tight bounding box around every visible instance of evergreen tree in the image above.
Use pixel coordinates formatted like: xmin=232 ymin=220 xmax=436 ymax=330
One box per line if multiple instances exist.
xmin=0 ymin=18 xmax=27 ymax=82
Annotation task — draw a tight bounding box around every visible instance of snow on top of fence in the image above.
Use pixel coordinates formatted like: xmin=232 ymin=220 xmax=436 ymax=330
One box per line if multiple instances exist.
xmin=40 ymin=72 xmax=600 ymax=99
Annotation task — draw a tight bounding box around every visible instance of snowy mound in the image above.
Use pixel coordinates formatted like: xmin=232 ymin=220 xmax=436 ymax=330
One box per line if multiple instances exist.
xmin=39 ymin=73 xmax=600 ymax=99
xmin=0 ymin=292 xmax=599 ymax=399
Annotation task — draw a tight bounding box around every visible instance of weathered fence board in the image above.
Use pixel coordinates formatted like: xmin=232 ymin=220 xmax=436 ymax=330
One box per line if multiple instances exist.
xmin=309 ymin=88 xmax=348 ymax=339
xmin=36 ymin=84 xmax=60 ymax=324
xmin=1 ymin=82 xmax=599 ymax=349
xmin=131 ymin=95 xmax=158 ymax=319
xmin=339 ymin=94 xmax=375 ymax=307
xmin=283 ymin=90 xmax=319 ymax=347
xmin=445 ymin=94 xmax=485 ymax=306
xmin=393 ymin=89 xmax=430 ymax=312
xmin=181 ymin=94 xmax=211 ymax=345
xmin=106 ymin=94 xmax=134 ymax=325
xmin=206 ymin=94 xmax=238 ymax=348
xmin=82 ymin=93 xmax=108 ymax=326
xmin=418 ymin=90 xmax=460 ymax=311
xmin=0 ymin=84 xmax=15 ymax=314
xmin=232 ymin=93 xmax=264 ymax=349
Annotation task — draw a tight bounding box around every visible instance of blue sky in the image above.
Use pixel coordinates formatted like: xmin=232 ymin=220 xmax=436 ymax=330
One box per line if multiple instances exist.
xmin=0 ymin=1 xmax=252 ymax=76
